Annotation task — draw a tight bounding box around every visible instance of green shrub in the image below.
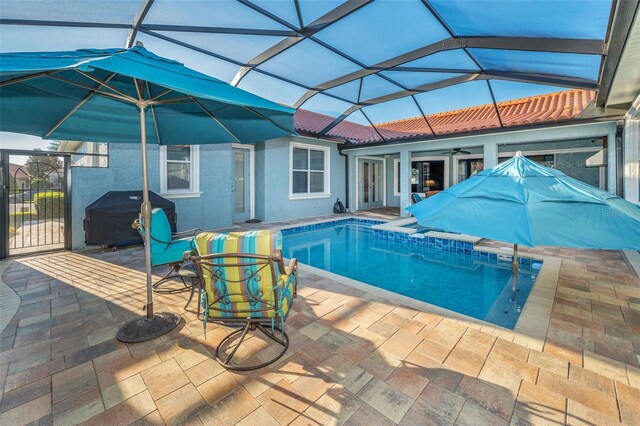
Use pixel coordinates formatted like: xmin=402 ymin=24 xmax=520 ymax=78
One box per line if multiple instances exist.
xmin=33 ymin=191 xmax=64 ymax=219
xmin=30 ymin=178 xmax=53 ymax=190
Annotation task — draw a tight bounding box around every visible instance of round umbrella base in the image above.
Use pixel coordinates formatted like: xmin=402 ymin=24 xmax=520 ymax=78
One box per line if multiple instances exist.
xmin=116 ymin=312 xmax=181 ymax=343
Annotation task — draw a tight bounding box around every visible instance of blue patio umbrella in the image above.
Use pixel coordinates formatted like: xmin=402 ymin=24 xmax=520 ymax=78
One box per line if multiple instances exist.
xmin=0 ymin=46 xmax=296 ymax=342
xmin=407 ymin=152 xmax=640 ymax=301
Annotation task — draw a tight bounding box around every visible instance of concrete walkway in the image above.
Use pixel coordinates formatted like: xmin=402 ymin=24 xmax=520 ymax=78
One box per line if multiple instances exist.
xmin=0 ymin=260 xmax=21 ymax=335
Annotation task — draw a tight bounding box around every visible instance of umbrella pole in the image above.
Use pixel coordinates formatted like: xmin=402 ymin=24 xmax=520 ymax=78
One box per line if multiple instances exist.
xmin=511 ymin=244 xmax=520 ymax=303
xmin=116 ymin=104 xmax=180 ymax=343
xmin=139 ymin=106 xmax=153 ymax=319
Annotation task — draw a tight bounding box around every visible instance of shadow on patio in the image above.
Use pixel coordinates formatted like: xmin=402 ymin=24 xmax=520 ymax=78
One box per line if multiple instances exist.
xmin=0 ymin=245 xmax=638 ymax=425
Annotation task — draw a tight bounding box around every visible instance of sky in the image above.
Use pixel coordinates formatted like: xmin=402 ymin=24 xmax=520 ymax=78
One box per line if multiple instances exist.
xmin=0 ymin=133 xmax=53 ymax=164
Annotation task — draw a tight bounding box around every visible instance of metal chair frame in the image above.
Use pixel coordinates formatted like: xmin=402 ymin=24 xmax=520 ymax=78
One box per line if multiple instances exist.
xmin=190 ymin=250 xmax=297 ymax=371
xmin=132 ymin=218 xmax=200 ymax=293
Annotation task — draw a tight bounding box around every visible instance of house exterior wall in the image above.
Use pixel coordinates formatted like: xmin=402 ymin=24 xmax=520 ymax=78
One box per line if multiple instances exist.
xmin=69 ymin=137 xmax=345 ymax=250
xmin=70 ymin=143 xmax=233 ymax=250
xmin=382 ymin=139 xmax=601 ymax=207
xmin=257 ymin=137 xmax=346 ymax=222
xmin=344 ymin=121 xmax=618 ymax=214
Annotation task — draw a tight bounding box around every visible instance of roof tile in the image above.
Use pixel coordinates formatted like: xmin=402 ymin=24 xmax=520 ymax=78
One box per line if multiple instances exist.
xmin=294 ymin=89 xmax=595 ymax=145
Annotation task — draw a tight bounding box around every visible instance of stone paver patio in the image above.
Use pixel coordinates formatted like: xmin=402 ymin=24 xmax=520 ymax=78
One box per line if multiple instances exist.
xmin=1 ymin=213 xmax=639 ymax=425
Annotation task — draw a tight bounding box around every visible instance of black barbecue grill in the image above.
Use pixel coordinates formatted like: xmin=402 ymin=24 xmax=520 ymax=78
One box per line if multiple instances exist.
xmin=84 ymin=191 xmax=176 ymax=247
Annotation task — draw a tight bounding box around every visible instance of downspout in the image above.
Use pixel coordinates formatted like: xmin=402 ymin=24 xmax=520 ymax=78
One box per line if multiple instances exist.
xmin=338 ymin=145 xmax=350 ymax=211
xmin=616 ymin=121 xmax=624 ymax=197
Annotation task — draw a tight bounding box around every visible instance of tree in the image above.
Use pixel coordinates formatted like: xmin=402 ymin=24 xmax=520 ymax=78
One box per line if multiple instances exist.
xmin=24 ymin=149 xmax=62 ymax=180
xmin=29 ymin=178 xmax=53 ymax=190
xmin=9 ymin=175 xmax=18 ymax=190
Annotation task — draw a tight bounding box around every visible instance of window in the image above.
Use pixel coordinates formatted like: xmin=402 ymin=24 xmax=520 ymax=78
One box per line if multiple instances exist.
xmin=160 ymin=145 xmax=200 ymax=197
xmin=396 ymin=158 xmax=448 ymax=194
xmin=499 ymin=154 xmax=555 ymax=168
xmin=528 ymin=154 xmax=556 ymax=169
xmin=59 ymin=141 xmax=108 ymax=168
xmin=410 ymin=161 xmax=445 ymax=192
xmin=457 ymin=158 xmax=484 ymax=182
xmin=290 ymin=143 xmax=330 ymax=199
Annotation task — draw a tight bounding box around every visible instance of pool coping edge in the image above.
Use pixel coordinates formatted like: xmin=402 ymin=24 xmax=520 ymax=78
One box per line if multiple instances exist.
xmin=297 ymin=248 xmax=559 ymax=353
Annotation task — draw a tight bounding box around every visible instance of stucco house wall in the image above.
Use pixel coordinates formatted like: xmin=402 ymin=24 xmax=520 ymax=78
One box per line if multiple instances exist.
xmin=71 ymin=143 xmax=233 ymax=250
xmin=345 ymin=122 xmax=617 ymax=214
xmin=257 ymin=137 xmax=346 ymax=222
xmin=69 ymin=136 xmax=346 ymax=250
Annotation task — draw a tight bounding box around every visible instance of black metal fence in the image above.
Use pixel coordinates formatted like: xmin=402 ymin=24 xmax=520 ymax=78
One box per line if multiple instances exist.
xmin=2 ymin=151 xmax=71 ymax=257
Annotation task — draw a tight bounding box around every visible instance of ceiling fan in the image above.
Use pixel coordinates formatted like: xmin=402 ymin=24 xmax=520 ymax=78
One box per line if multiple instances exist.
xmin=441 ymin=148 xmax=471 ymax=155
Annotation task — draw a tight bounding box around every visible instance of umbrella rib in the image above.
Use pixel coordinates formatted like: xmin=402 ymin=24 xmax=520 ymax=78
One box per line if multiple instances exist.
xmin=243 ymin=106 xmax=293 ymax=135
xmin=145 ymin=81 xmax=162 ymax=145
xmin=149 ymin=88 xmax=173 ymax=101
xmin=76 ymin=70 xmax=137 ymax=102
xmin=192 ymin=98 xmax=241 ymax=143
xmin=0 ymin=70 xmax=59 ymax=87
xmin=133 ymin=77 xmax=144 ymax=101
xmin=148 ymin=96 xmax=193 ymax=105
xmin=44 ymin=73 xmax=118 ymax=138
xmin=48 ymin=75 xmax=134 ymax=103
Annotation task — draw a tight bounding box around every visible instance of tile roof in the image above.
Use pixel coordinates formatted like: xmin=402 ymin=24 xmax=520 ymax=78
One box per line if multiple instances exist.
xmin=294 ymin=89 xmax=595 ymax=145
xmin=9 ymin=163 xmax=30 ymax=178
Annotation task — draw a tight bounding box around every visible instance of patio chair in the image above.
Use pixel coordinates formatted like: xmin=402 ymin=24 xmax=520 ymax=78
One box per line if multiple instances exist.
xmin=189 ymin=230 xmax=297 ymax=371
xmin=411 ymin=193 xmax=423 ymax=204
xmin=132 ymin=208 xmax=199 ymax=292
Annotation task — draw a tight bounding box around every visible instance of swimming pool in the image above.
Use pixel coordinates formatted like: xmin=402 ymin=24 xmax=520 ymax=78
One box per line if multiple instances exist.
xmin=282 ymin=219 xmax=538 ymax=329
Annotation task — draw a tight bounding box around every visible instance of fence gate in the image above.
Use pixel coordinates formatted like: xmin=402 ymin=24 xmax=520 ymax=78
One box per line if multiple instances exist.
xmin=1 ymin=150 xmax=71 ymax=258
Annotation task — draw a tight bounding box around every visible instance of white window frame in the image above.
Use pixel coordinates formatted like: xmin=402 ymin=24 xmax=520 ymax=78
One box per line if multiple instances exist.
xmin=452 ymin=154 xmax=484 ymax=185
xmin=159 ymin=145 xmax=201 ymax=198
xmin=393 ymin=158 xmax=401 ymax=196
xmin=289 ymin=142 xmax=331 ymax=200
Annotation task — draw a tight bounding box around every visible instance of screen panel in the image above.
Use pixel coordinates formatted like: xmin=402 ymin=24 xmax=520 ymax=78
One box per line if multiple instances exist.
xmin=300 ymin=94 xmax=353 ymax=118
xmin=154 ymin=31 xmax=287 ymax=63
xmin=0 ymin=26 xmax=129 ymax=53
xmin=0 ymin=0 xmax=139 ymax=24
xmin=145 ymin=0 xmax=290 ymax=30
xmin=490 ymin=81 xmax=572 ymax=103
xmin=400 ymin=50 xmax=481 ymax=72
xmin=135 ymin=33 xmax=241 ymax=83
xmin=359 ymin=75 xmax=405 ymax=101
xmin=414 ymin=80 xmax=495 ymax=115
xmin=429 ymin=0 xmax=613 ymax=39
xmin=299 ymin=0 xmax=346 ymax=26
xmin=314 ymin=0 xmax=449 ymax=65
xmin=238 ymin=71 xmax=308 ymax=106
xmin=324 ymin=79 xmax=362 ymax=103
xmin=252 ymin=0 xmax=301 ymax=28
xmin=468 ymin=49 xmax=602 ymax=81
xmin=380 ymin=71 xmax=463 ymax=89
xmin=256 ymin=39 xmax=363 ymax=87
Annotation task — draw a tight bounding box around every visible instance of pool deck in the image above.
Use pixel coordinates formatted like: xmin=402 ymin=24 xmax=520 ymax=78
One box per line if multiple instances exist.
xmin=1 ymin=211 xmax=639 ymax=425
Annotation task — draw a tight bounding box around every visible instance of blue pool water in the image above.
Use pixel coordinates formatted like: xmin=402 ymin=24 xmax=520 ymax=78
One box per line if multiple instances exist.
xmin=282 ymin=220 xmax=537 ymax=329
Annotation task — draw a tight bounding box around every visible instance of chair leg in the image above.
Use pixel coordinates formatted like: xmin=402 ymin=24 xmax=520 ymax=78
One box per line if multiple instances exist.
xmin=293 ymin=274 xmax=298 ymax=297
xmin=184 ymin=276 xmax=200 ymax=310
xmin=196 ymin=284 xmax=202 ymax=318
xmin=152 ymin=263 xmax=190 ymax=294
xmin=215 ymin=320 xmax=289 ymax=371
